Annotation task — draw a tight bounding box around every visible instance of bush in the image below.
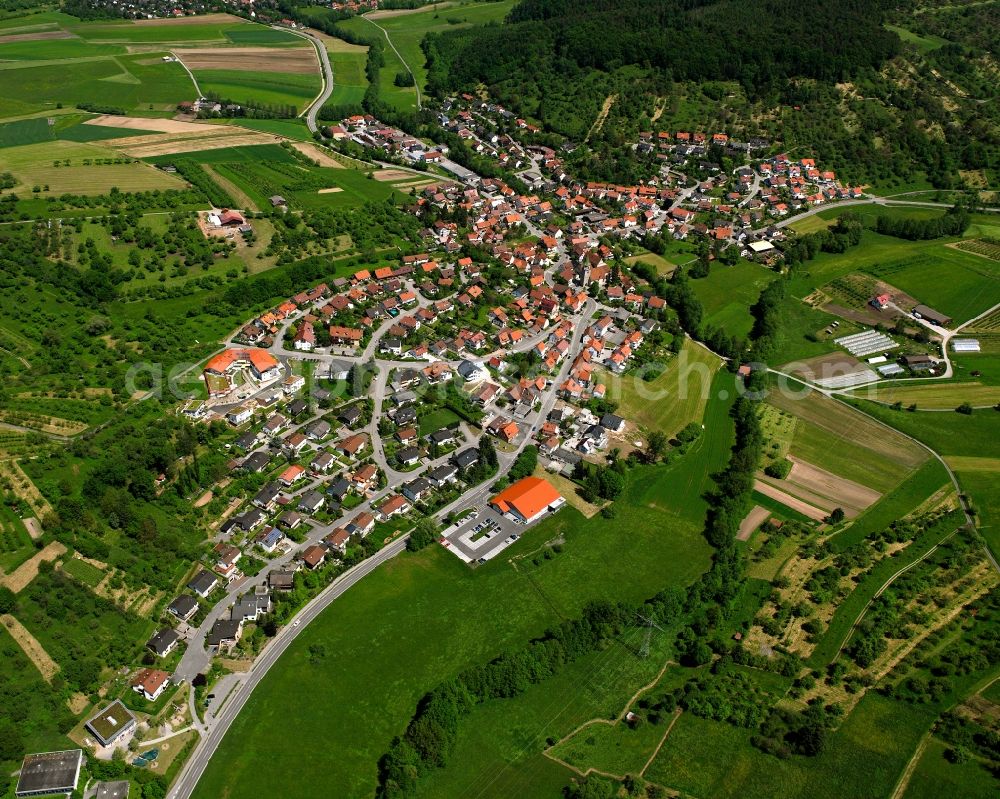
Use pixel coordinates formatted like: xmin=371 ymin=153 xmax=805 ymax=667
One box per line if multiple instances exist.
xmin=764 ymin=458 xmax=792 ymax=479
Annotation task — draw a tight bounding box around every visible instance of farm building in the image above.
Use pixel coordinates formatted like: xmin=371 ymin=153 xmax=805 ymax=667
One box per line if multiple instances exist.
xmin=490 ymin=477 xmax=565 ymax=524
xmin=952 ymin=338 xmax=981 ymax=353
xmin=912 ymin=304 xmax=952 ymax=327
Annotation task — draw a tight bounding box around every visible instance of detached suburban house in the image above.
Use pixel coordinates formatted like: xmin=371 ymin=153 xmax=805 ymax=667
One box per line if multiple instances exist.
xmin=131 ymin=669 xmax=171 ymax=702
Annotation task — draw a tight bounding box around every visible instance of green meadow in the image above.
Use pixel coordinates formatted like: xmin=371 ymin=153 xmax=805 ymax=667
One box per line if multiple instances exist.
xmin=326 ymin=43 xmax=369 ymax=107
xmin=193 ymin=69 xmax=320 ymax=112
xmin=691 ymin=259 xmax=779 ymax=337
xmin=0 ymin=52 xmax=195 ymax=118
xmin=645 ymin=694 xmax=936 ymax=799
xmin=191 ymin=374 xmax=736 ymax=799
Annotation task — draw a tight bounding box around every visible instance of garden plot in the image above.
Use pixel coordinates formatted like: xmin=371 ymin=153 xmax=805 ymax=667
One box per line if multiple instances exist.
xmin=0 ymin=613 xmax=59 ymax=682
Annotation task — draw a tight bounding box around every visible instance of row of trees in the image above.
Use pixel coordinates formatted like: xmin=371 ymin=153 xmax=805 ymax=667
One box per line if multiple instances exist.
xmin=873 ymin=206 xmax=970 ymax=240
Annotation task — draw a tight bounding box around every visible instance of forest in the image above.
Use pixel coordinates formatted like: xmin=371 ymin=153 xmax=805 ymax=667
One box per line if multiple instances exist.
xmin=424 ymin=0 xmax=899 ymax=134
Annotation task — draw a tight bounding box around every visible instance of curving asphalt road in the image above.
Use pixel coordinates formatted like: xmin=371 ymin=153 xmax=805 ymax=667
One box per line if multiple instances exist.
xmin=170 ymin=536 xmax=409 ymax=799
xmin=280 ymin=26 xmax=334 ymax=134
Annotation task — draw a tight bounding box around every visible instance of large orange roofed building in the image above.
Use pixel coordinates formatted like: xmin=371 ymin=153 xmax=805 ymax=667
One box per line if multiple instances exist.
xmin=490 ymin=477 xmax=565 ymax=524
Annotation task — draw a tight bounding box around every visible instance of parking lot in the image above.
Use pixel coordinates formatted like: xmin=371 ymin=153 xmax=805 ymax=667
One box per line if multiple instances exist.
xmin=440 ymin=507 xmax=523 ymax=564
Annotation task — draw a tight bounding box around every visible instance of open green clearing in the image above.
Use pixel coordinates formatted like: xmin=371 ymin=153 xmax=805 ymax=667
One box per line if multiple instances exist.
xmin=903 ymin=736 xmax=999 ymax=799
xmin=324 ymin=39 xmax=369 ymax=108
xmin=191 ymin=374 xmax=735 ymax=799
xmin=193 ymin=69 xmax=320 ymax=112
xmin=0 ymin=505 xmax=33 ymax=573
xmin=417 ymin=407 xmax=460 ymax=436
xmin=645 ymin=693 xmax=935 ymax=799
xmin=691 ymin=260 xmax=779 ymax=338
xmin=1 ymin=140 xmax=186 ymax=195
xmin=884 ymin=24 xmax=949 ymax=53
xmin=625 ymin=251 xmax=677 ymax=276
xmin=0 ymin=55 xmax=194 ymax=119
xmin=599 ymin=339 xmax=721 ymax=438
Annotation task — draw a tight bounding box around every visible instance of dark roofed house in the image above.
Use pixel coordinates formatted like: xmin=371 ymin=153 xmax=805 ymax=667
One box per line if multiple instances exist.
xmin=599 ymin=413 xmax=626 ymax=433
xmin=401 ymin=477 xmax=431 ymax=503
xmin=146 ymin=628 xmax=181 ymax=658
xmin=85 ymin=701 xmax=136 ymax=747
xmin=206 ymin=619 xmax=243 ymax=651
xmin=167 ymin=595 xmax=199 ymax=622
xmin=452 ymin=447 xmax=479 ymax=470
xmin=242 ymin=451 xmax=270 ymax=473
xmin=268 ymin=570 xmax=296 ymax=591
xmin=15 ymin=750 xmax=84 ymax=798
xmin=326 ymin=477 xmax=351 ymax=501
xmin=397 ymin=446 xmax=421 ymax=466
xmin=187 ymin=570 xmax=219 ymax=599
xmin=298 ymin=490 xmax=325 ymax=515
xmin=339 ymin=404 xmax=363 ymax=427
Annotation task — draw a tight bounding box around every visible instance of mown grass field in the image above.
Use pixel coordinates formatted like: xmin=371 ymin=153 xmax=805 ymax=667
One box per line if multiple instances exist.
xmin=192 ymin=374 xmax=735 ymax=799
xmin=192 ymin=69 xmax=320 ymax=112
xmin=645 ymin=694 xmax=936 ymax=799
xmin=625 ymin=251 xmax=677 ymax=275
xmin=691 ymin=260 xmax=779 ymax=338
xmin=1 ymin=139 xmax=185 ymax=195
xmin=323 ymin=37 xmax=368 ymax=107
xmin=0 ymin=52 xmax=195 ymax=119
xmin=599 ymin=338 xmax=721 ymax=438
xmin=63 ymin=15 xmax=279 ymax=45
xmin=903 ymin=736 xmax=999 ymax=799
xmin=847 ymin=381 xmax=1000 ymax=410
